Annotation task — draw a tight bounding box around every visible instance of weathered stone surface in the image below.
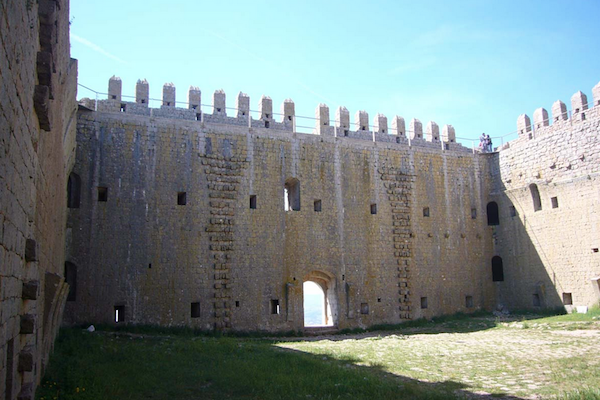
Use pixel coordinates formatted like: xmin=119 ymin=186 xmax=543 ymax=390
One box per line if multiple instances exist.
xmin=493 ymin=91 xmax=600 ymax=310
xmin=64 ymin=83 xmax=494 ymax=333
xmin=1 ymin=1 xmax=76 ymax=399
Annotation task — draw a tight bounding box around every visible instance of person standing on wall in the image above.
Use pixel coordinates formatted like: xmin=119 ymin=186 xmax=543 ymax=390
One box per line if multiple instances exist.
xmin=485 ymin=134 xmax=492 ymax=152
xmin=480 ymin=133 xmax=487 ymax=152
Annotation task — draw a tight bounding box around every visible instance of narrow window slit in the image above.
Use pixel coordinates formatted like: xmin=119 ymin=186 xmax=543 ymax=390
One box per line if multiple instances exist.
xmin=314 ymin=199 xmax=322 ymax=212
xmin=270 ymin=299 xmax=280 ymax=315
xmin=97 ymin=187 xmax=108 ymax=202
xmin=191 ymin=302 xmax=200 ymax=318
xmin=114 ymin=305 xmax=125 ymax=323
xmin=177 ymin=192 xmax=187 ymax=205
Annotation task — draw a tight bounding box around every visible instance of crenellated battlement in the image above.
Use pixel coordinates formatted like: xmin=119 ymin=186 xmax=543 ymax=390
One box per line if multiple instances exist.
xmin=506 ymin=81 xmax=600 ymax=149
xmin=85 ymin=77 xmax=469 ymax=153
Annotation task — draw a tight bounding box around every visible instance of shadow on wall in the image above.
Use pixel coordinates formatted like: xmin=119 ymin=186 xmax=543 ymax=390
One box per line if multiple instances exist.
xmin=486 ymin=157 xmax=571 ymax=312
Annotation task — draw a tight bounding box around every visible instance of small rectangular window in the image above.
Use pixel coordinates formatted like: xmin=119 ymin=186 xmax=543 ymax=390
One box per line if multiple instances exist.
xmin=191 ymin=302 xmax=200 ymax=318
xmin=114 ymin=305 xmax=125 ymax=323
xmin=420 ymin=297 xmax=428 ymax=309
xmin=423 ymin=207 xmax=430 ymax=217
xmin=370 ymin=204 xmax=377 ymax=215
xmin=532 ymin=294 xmax=541 ymax=307
xmin=270 ymin=299 xmax=280 ymax=315
xmin=314 ymin=199 xmax=322 ymax=212
xmin=562 ymin=293 xmax=572 ymax=305
xmin=509 ymin=205 xmax=517 ymax=217
xmin=235 ymin=301 xmax=240 ymax=307
xmin=360 ymin=303 xmax=369 ymax=314
xmin=97 ymin=187 xmax=108 ymax=202
xmin=465 ymin=295 xmax=473 ymax=308
xmin=120 ymin=103 xmax=126 ymax=112
xmin=551 ymin=197 xmax=558 ymax=208
xmin=471 ymin=208 xmax=477 ymax=219
xmin=177 ymin=192 xmax=187 ymax=205
xmin=250 ymin=195 xmax=257 ymax=209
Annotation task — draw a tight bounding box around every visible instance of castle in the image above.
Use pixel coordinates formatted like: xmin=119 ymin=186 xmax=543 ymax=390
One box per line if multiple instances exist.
xmin=1 ymin=1 xmax=600 ymax=399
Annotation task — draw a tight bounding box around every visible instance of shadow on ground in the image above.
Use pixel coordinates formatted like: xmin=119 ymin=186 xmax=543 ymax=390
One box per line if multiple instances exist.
xmin=38 ymin=327 xmax=528 ymax=400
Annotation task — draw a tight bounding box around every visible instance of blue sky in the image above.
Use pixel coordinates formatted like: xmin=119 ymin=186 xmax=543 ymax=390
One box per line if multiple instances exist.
xmin=70 ymin=0 xmax=600 ymax=145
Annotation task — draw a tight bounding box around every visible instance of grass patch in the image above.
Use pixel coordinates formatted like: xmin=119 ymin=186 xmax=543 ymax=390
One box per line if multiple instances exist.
xmin=38 ymin=329 xmax=464 ymax=400
xmin=556 ymin=387 xmax=600 ymax=400
xmin=38 ymin=310 xmax=600 ymax=400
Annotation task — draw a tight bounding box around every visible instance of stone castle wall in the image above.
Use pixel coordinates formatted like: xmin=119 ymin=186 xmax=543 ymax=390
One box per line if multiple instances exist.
xmin=0 ymin=1 xmax=77 ymax=399
xmin=490 ymin=85 xmax=600 ymax=310
xmin=65 ymin=80 xmax=495 ymax=331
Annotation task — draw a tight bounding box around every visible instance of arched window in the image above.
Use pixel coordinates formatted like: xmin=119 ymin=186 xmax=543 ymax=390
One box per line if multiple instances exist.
xmin=284 ymin=178 xmax=301 ymax=211
xmin=486 ymin=201 xmax=499 ymax=226
xmin=529 ymin=184 xmax=542 ymax=211
xmin=67 ymin=172 xmax=81 ymax=208
xmin=64 ymin=261 xmax=77 ymax=301
xmin=492 ymin=256 xmax=504 ymax=282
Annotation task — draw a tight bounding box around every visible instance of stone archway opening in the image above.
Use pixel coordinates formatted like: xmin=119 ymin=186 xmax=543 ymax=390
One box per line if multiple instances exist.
xmin=303 ymin=271 xmax=337 ymax=327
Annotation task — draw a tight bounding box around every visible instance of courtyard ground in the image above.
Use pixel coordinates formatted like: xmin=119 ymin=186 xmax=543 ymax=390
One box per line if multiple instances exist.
xmin=37 ymin=310 xmax=600 ymax=400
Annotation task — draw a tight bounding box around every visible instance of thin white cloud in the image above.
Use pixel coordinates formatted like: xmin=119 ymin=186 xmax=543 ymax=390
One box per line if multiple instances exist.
xmin=71 ymin=33 xmax=128 ymax=64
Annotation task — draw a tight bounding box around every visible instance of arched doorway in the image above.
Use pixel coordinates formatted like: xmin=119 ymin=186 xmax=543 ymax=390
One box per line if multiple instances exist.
xmin=303 ymin=271 xmax=337 ymax=327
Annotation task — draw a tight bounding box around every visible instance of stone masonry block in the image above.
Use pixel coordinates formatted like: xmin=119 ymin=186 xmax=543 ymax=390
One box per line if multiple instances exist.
xmin=21 ymin=281 xmax=38 ymax=300
xmin=213 ymin=90 xmax=226 ymax=116
xmin=593 ymin=81 xmax=600 ymax=107
xmin=426 ymin=121 xmax=439 ymax=142
xmin=409 ymin=118 xmax=422 ymax=140
xmin=136 ymin=79 xmax=149 ymax=105
xmin=281 ymin=98 xmax=295 ymax=123
xmin=571 ymin=90 xmax=588 ymax=113
xmin=235 ymin=92 xmax=249 ymax=118
xmin=259 ymin=95 xmax=273 ymax=121
xmin=162 ymin=83 xmax=176 ymax=107
xmin=336 ymin=106 xmax=350 ymax=134
xmin=374 ymin=113 xmax=388 ymax=134
xmin=391 ymin=116 xmax=405 ymax=137
xmin=20 ymin=314 xmax=35 ymax=334
xmin=188 ymin=86 xmax=201 ymax=110
xmin=533 ymin=108 xmax=549 ymax=129
xmin=108 ymin=76 xmax=122 ymax=102
xmin=355 ymin=110 xmax=369 ymax=131
xmin=552 ymin=100 xmax=567 ymax=122
xmin=316 ymin=103 xmax=330 ymax=135
xmin=517 ymin=114 xmax=531 ymax=136
xmin=25 ymin=239 xmax=37 ymax=262
xmin=442 ymin=124 xmax=455 ymax=143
